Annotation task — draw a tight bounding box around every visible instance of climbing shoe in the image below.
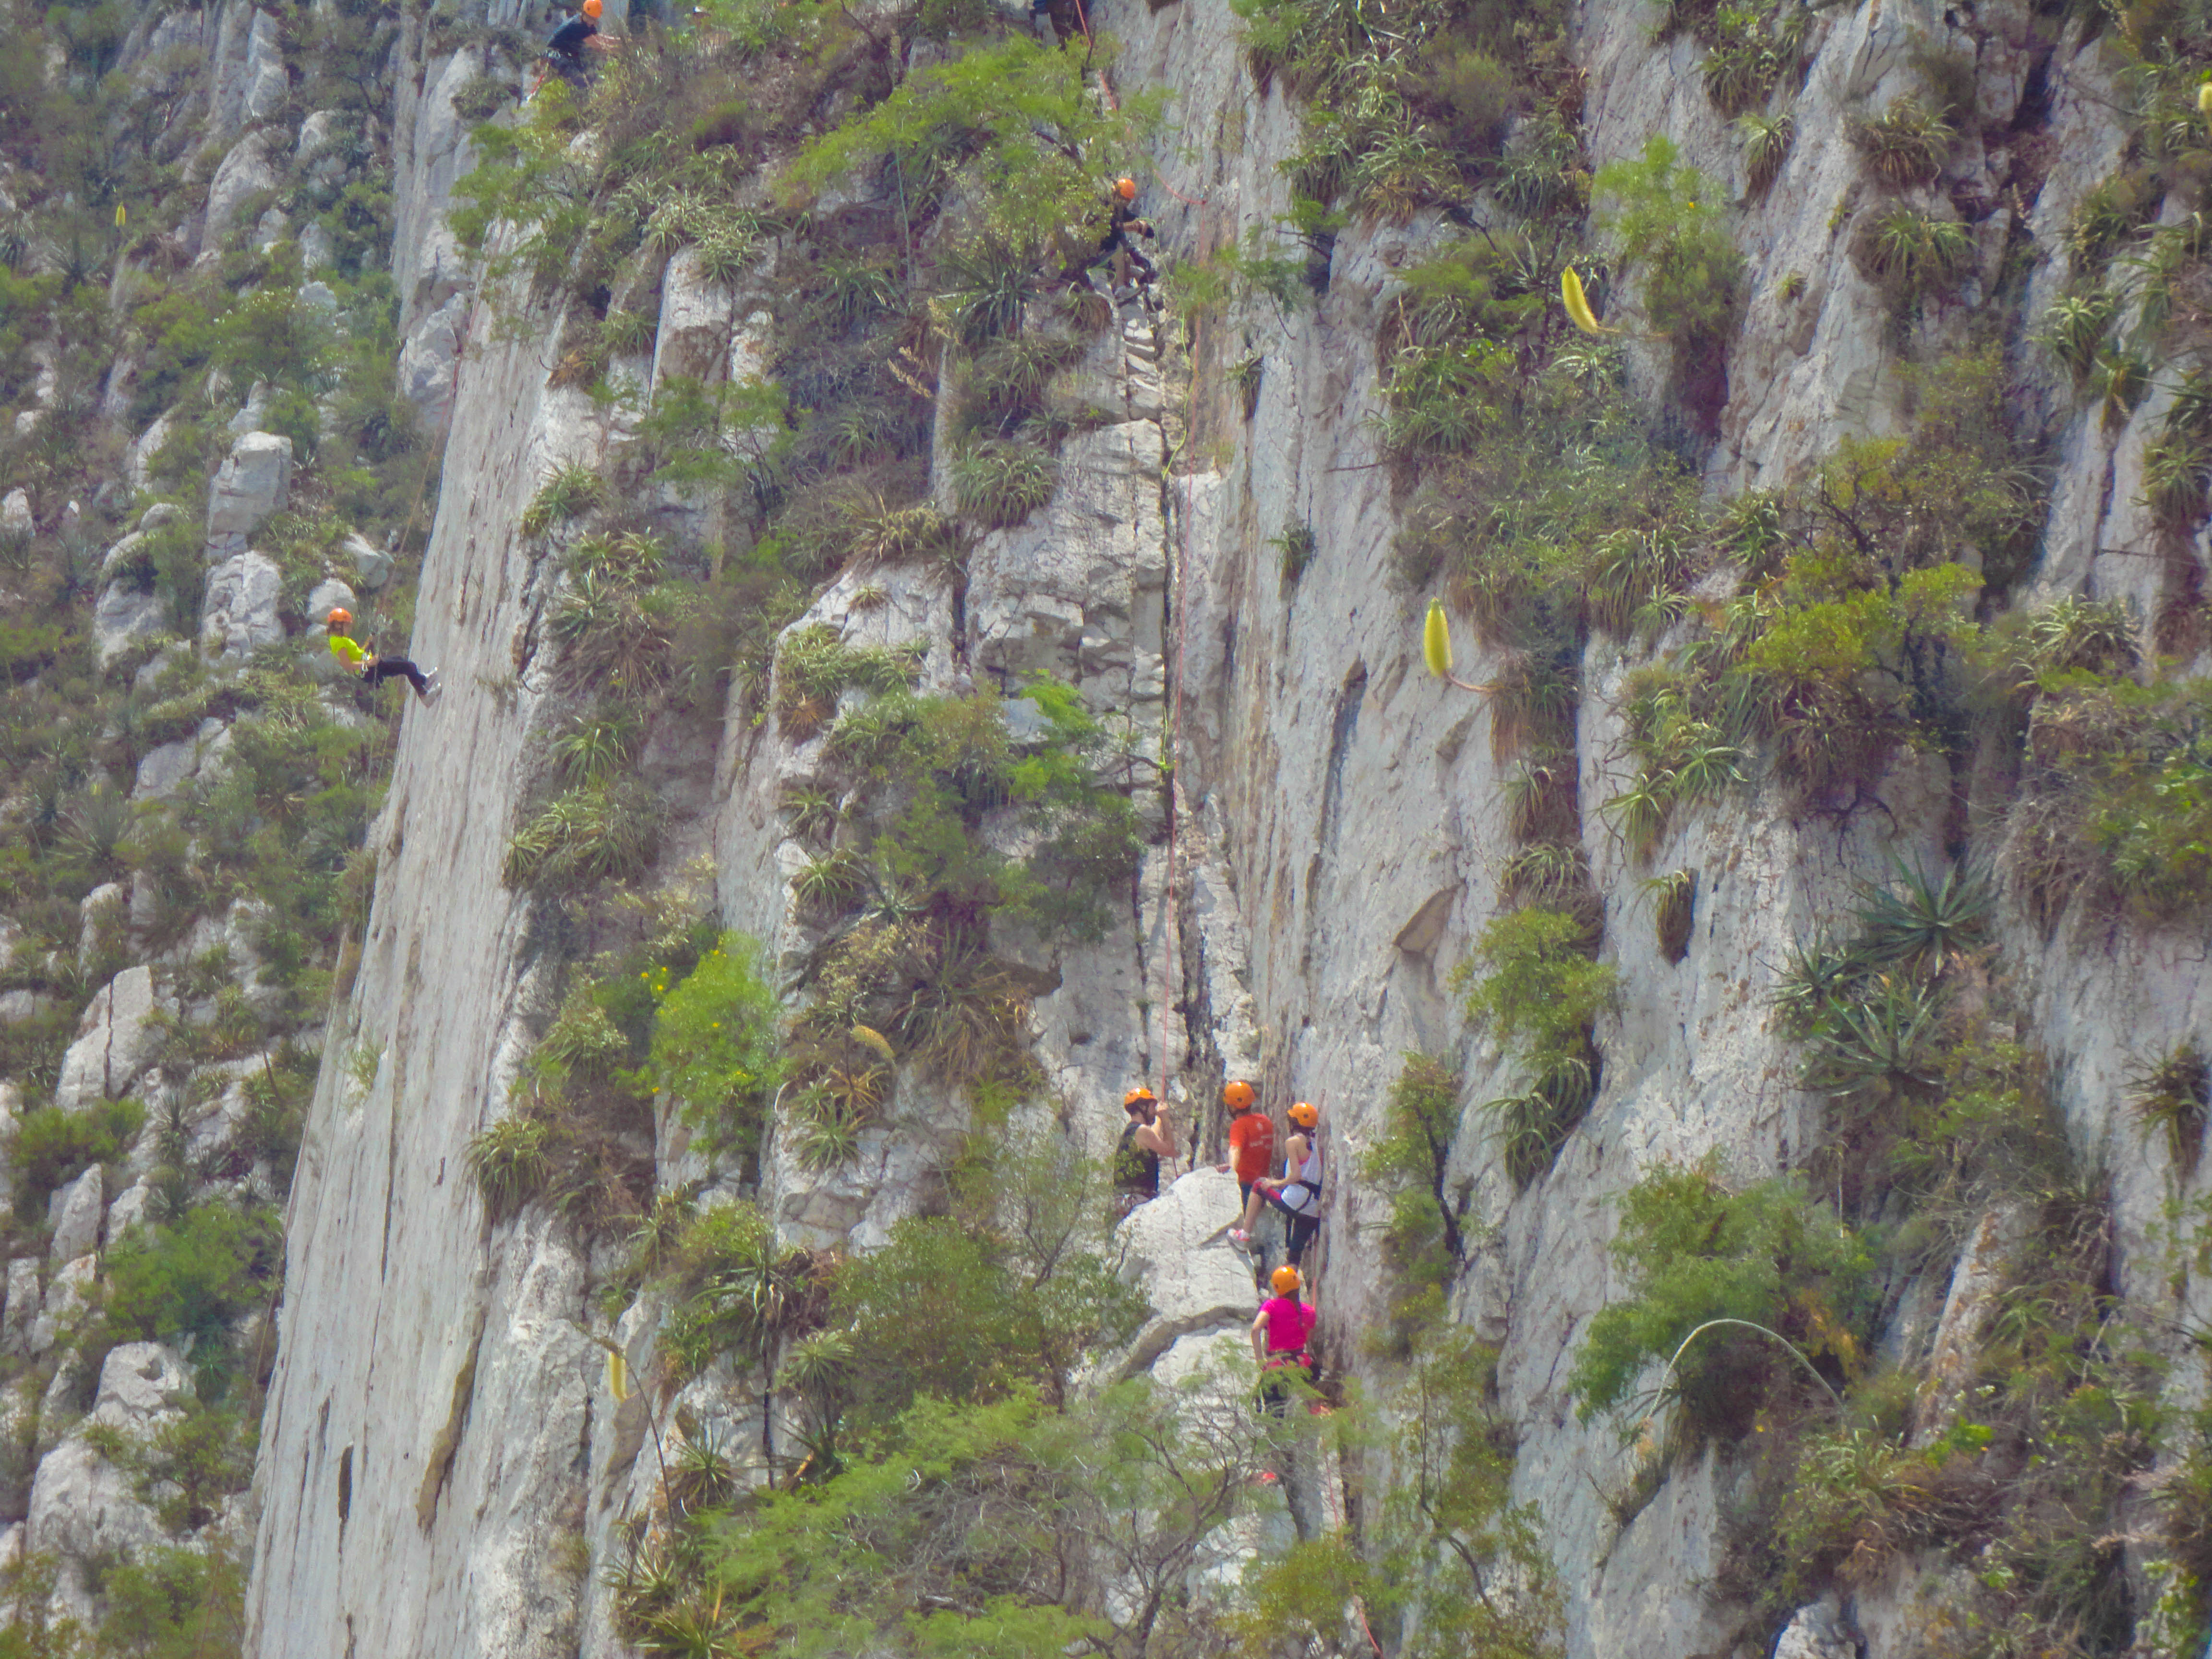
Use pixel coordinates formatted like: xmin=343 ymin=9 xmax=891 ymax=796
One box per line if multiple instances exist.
xmin=1226 ymin=1228 xmax=1251 ymax=1250
xmin=421 ymin=668 xmax=443 ymax=705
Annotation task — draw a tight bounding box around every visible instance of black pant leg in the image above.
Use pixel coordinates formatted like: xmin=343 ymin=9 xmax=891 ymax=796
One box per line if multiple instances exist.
xmin=366 ymin=659 xmax=428 ymax=696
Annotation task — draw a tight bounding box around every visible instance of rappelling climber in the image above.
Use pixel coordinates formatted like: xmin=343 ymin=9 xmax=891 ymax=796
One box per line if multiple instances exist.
xmin=1099 ymin=177 xmax=1158 ymax=300
xmin=327 ymin=609 xmax=441 ymax=704
xmin=1229 ymin=1100 xmax=1321 ymax=1267
xmin=1214 ymin=1079 xmax=1274 ymax=1222
xmin=1113 ymin=1085 xmax=1175 ymax=1220
xmin=542 ymin=0 xmax=615 ymax=91
xmin=1251 ymin=1263 xmax=1317 ymax=1416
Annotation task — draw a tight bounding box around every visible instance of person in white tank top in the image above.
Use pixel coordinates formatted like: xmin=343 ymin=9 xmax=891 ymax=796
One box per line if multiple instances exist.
xmin=1227 ymin=1101 xmax=1322 ymax=1267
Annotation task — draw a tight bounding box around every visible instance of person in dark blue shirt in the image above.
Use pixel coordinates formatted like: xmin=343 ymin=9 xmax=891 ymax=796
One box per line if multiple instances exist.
xmin=545 ymin=0 xmax=610 ymax=87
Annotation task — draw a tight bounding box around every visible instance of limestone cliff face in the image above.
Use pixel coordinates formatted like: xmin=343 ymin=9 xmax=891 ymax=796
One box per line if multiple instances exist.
xmin=240 ymin=0 xmax=2208 ymax=1655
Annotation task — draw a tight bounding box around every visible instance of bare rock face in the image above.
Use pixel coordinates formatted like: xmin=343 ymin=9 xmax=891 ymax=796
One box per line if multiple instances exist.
xmin=203 ymin=131 xmax=279 ymax=248
xmin=92 ymin=580 xmax=169 ymax=667
xmin=394 ymin=292 xmax=469 ymax=429
xmin=0 ymin=1264 xmax=35 ymax=1358
xmin=202 ymin=550 xmax=285 ymax=657
xmin=205 ymin=430 xmax=294 ymax=548
xmin=45 ymin=1167 xmax=102 ymax=1267
xmin=1772 ymin=1594 xmax=1860 ymax=1659
xmin=54 ymin=967 xmax=170 ymax=1113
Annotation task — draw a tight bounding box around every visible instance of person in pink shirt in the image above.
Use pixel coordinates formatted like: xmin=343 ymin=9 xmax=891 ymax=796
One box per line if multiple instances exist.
xmin=1250 ymin=1264 xmax=1316 ymax=1415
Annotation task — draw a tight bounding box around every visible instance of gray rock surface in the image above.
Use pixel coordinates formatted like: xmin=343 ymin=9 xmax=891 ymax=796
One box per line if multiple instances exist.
xmin=202 ymin=550 xmax=284 ymax=656
xmin=343 ymin=531 xmax=394 ymax=590
xmin=0 ymin=490 xmax=29 ymax=539
xmin=0 ymin=1262 xmax=36 ymax=1358
xmin=203 ymin=131 xmax=277 ymax=247
xmin=45 ymin=1168 xmax=102 ymax=1266
xmin=55 ymin=967 xmax=170 ymax=1112
xmin=1773 ymin=1595 xmax=1859 ymax=1659
xmin=92 ymin=581 xmax=169 ymax=666
xmin=306 ymin=578 xmax=356 ymax=624
xmin=205 ymin=430 xmax=293 ymax=546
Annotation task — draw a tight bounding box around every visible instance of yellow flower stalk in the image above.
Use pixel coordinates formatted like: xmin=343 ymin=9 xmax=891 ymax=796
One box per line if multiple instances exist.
xmin=1561 ymin=266 xmax=1613 ymax=336
xmin=115 ymin=204 xmax=126 ymax=228
xmin=2199 ymin=81 xmax=2212 ymax=120
xmin=607 ymin=1349 xmax=631 ymax=1403
xmin=1422 ymin=599 xmax=1487 ymax=693
xmin=1423 ymin=598 xmax=1453 ymax=680
xmin=851 ymin=1024 xmax=896 ymax=1064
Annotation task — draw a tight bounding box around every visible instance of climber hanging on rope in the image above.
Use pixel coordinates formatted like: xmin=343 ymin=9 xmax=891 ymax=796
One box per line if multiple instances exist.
xmin=1113 ymin=1085 xmax=1175 ymax=1220
xmin=1059 ymin=179 xmax=1158 ymax=306
xmin=1230 ymin=1100 xmax=1321 ymax=1267
xmin=1215 ymin=1079 xmax=1274 ymax=1223
xmin=1251 ymin=1263 xmax=1317 ymax=1416
xmin=327 ymin=609 xmax=441 ymax=704
xmin=1101 ymin=178 xmax=1158 ymax=301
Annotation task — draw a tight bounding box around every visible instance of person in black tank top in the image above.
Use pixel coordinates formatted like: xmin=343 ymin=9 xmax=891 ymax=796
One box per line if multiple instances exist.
xmin=1113 ymin=1086 xmax=1173 ymax=1220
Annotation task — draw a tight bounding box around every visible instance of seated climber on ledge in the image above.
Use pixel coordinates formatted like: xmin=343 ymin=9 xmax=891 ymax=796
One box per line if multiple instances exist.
xmin=327 ymin=608 xmax=441 ymax=704
xmin=1113 ymin=1085 xmax=1175 ymax=1220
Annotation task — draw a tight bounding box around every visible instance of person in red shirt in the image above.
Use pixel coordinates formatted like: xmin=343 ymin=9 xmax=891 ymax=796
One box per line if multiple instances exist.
xmin=1250 ymin=1264 xmax=1317 ymax=1415
xmin=1216 ymin=1079 xmax=1274 ymax=1218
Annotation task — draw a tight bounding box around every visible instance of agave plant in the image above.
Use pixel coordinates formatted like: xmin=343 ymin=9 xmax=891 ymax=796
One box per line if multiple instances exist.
xmin=1851 ymin=858 xmax=1990 ymax=975
xmin=1770 ymin=927 xmax=1868 ymax=1037
xmin=2127 ymin=1041 xmax=2210 ymax=1175
xmin=1798 ymin=974 xmax=1947 ymax=1100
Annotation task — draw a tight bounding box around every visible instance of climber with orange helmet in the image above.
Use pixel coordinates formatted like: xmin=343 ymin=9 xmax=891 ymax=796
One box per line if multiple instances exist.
xmin=1230 ymin=1099 xmax=1321 ymax=1266
xmin=1113 ymin=1084 xmax=1175 ymax=1220
xmin=1251 ymin=1263 xmax=1318 ymax=1415
xmin=544 ymin=0 xmax=615 ymax=91
xmin=1098 ymin=176 xmax=1158 ymax=300
xmin=326 ymin=608 xmax=440 ymax=704
xmin=1215 ymin=1079 xmax=1275 ymax=1219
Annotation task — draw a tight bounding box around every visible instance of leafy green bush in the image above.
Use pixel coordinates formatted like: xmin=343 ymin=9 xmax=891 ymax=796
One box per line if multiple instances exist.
xmin=11 ymin=1097 xmax=145 ymax=1221
xmin=104 ymin=1212 xmax=283 ymax=1380
xmin=1362 ymin=1054 xmax=1469 ymax=1319
xmin=1457 ymin=904 xmax=1614 ymax=1187
xmin=1594 ymin=138 xmax=1742 ymax=350
xmin=638 ymin=933 xmax=782 ymax=1160
xmin=94 ymin=1541 xmax=245 ymax=1657
xmin=1569 ymin=1160 xmax=1874 ymax=1443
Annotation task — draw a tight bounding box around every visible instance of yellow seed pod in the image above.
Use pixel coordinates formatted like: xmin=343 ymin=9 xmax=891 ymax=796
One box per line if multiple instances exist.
xmin=607 ymin=1349 xmax=631 ymax=1403
xmin=1561 ymin=266 xmax=1612 ymax=336
xmin=2200 ymin=81 xmax=2212 ymax=119
xmin=115 ymin=204 xmax=126 ymax=228
xmin=1423 ymin=598 xmax=1453 ymax=681
xmin=850 ymin=1024 xmax=896 ymax=1064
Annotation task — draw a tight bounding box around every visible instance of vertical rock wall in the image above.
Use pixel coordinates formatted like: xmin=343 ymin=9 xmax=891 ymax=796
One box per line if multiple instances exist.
xmin=240 ymin=1 xmax=2212 ymax=1656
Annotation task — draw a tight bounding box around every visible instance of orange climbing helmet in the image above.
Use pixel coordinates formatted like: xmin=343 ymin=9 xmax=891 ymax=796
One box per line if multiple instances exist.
xmin=326 ymin=607 xmax=351 ymax=629
xmin=1288 ymin=1101 xmax=1318 ymax=1129
xmin=582 ymin=0 xmax=603 ymax=16
xmin=1270 ymin=1265 xmax=1301 ymax=1296
xmin=1222 ymin=1079 xmax=1255 ymax=1111
xmin=1115 ymin=177 xmax=1137 ymax=201
xmin=1124 ymin=1085 xmax=1156 ymax=1110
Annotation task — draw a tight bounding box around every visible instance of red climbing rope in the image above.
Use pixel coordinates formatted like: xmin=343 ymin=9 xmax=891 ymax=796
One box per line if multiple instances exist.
xmin=1157 ymin=272 xmax=1201 ymax=1110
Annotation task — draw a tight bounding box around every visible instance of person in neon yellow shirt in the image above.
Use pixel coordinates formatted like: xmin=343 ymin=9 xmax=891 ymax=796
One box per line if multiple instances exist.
xmin=326 ymin=609 xmax=439 ymax=703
